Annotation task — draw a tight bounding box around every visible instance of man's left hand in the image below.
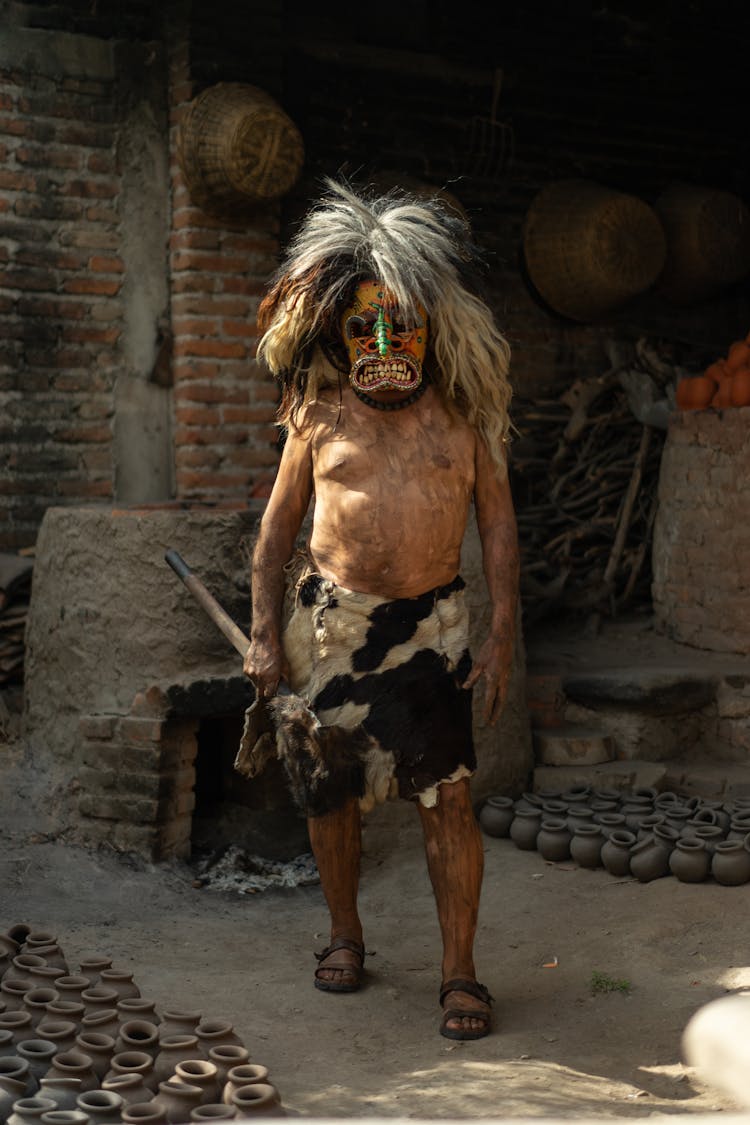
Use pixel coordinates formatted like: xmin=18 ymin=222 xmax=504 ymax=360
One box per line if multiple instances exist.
xmin=462 ymin=634 xmax=513 ymax=725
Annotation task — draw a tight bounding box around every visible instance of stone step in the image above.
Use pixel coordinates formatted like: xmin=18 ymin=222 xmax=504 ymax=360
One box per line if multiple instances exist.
xmin=533 ymin=756 xmax=750 ymax=801
xmin=534 ymin=725 xmax=615 ymax=767
xmin=561 ymin=668 xmax=717 ymax=716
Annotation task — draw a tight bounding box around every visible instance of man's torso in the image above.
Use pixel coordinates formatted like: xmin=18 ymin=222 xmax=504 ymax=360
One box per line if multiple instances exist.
xmin=304 ymin=385 xmax=476 ymax=599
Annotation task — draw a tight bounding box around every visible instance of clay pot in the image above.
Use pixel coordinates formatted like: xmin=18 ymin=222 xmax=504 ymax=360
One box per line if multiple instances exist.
xmin=26 ymin=968 xmax=63 ymax=992
xmin=689 ymin=807 xmax=722 ymax=830
xmin=151 ymin=1081 xmax=204 ymax=1123
xmin=601 ymin=830 xmax=636 ymax=877
xmin=195 ymin=1023 xmax=243 ymax=1053
xmin=229 ymin=1083 xmax=283 ymax=1117
xmin=636 ymin=813 xmax=666 ymax=840
xmin=509 ymin=808 xmax=542 ymax=851
xmin=158 ymin=1013 xmax=201 ymax=1040
xmin=726 ymin=819 xmax=750 ymax=844
xmin=662 ymin=805 xmax=692 ymax=832
xmin=116 ymin=1001 xmax=159 ymax=1028
xmin=174 ymin=1061 xmax=220 ymax=1105
xmin=593 ymin=788 xmax=621 ymax=803
xmin=190 ymin=1107 xmax=237 ymax=1122
xmin=53 ymin=982 xmax=90 ymax=1006
xmin=712 ymin=840 xmax=750 ymax=886
xmin=654 ymin=791 xmax=680 ymax=808
xmin=0 ymin=935 xmax=20 ymax=959
xmin=37 ymin=1079 xmax=83 ymax=1112
xmin=629 ymin=824 xmax=679 ymax=883
xmin=101 ymin=1074 xmax=153 ymax=1107
xmin=9 ymin=959 xmax=47 ymax=989
xmin=27 ymin=950 xmax=67 ymax=976
xmin=74 ymin=1033 xmax=116 ymax=1080
xmin=536 ymin=819 xmax=572 ymax=863
xmin=6 ymin=929 xmax=32 ymax=949
xmin=570 ymin=823 xmax=604 ymax=869
xmin=35 ymin=1023 xmax=78 ymax=1056
xmin=17 ymin=1039 xmax=58 ymax=1084
xmin=24 ymin=990 xmax=59 ymax=1029
xmin=634 ymin=787 xmax=658 ymax=802
xmin=589 ymin=799 xmax=618 ymax=815
xmin=104 ymin=1051 xmax=156 ymax=1093
xmin=75 ymin=1090 xmax=124 ymax=1125
xmin=0 ymin=1077 xmax=31 ymax=1123
xmin=620 ymin=798 xmax=653 ymax=832
xmin=81 ymin=989 xmax=119 ymax=1017
xmin=80 ymin=1012 xmax=119 ymax=1041
xmin=21 ymin=936 xmax=58 ymax=957
xmin=45 ymin=1051 xmax=97 ymax=1094
xmin=478 ymin=796 xmax=515 ymax=838
xmin=45 ymin=1005 xmax=85 ymax=1031
xmin=0 ymin=1030 xmax=13 ymax=1052
xmin=206 ymin=1047 xmax=248 ymax=1090
xmin=114 ymin=1022 xmax=159 ymax=1058
xmin=561 ymin=785 xmax=591 ymax=807
xmin=77 ymin=963 xmax=111 ymax=989
xmin=513 ymin=792 xmax=544 ymax=814
xmin=7 ymin=1096 xmax=58 ymax=1125
xmin=0 ymin=1010 xmax=34 ymax=1044
xmin=1 ymin=980 xmax=31 ymax=1012
xmin=540 ymin=799 xmax=569 ymax=818
xmin=221 ymin=1066 xmax=269 ymax=1105
xmin=121 ymin=1105 xmax=168 ymax=1125
xmin=0 ymin=1057 xmax=35 ymax=1096
xmin=594 ymin=813 xmax=626 ymax=839
xmin=98 ymin=973 xmax=139 ymax=1004
xmin=692 ymin=826 xmax=725 ymax=856
xmin=153 ymin=1036 xmax=204 ymax=1086
xmin=669 ymin=839 xmax=711 ymax=883
xmin=565 ymin=808 xmax=595 ymax=834
xmin=39 ymin=1110 xmax=90 ymax=1125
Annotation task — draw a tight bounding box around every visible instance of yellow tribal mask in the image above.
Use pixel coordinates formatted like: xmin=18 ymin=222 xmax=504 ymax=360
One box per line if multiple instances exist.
xmin=340 ymin=280 xmax=428 ymax=396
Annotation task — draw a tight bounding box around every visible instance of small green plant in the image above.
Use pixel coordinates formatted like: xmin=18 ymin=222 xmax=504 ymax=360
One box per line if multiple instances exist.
xmin=590 ymin=970 xmax=632 ymax=995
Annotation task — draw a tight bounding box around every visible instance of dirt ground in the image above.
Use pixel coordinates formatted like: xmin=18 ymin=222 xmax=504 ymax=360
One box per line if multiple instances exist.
xmin=2 ymin=614 xmax=749 ymax=1120
xmin=1 ymin=737 xmax=748 ymax=1122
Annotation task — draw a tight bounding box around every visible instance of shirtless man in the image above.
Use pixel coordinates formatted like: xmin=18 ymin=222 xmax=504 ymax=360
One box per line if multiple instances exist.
xmin=244 ymin=182 xmax=518 ymax=1040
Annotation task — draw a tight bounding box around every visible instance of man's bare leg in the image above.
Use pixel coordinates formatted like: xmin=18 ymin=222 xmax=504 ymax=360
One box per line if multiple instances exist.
xmin=417 ymin=777 xmax=490 ymax=1035
xmin=307 ymin=796 xmax=364 ymax=989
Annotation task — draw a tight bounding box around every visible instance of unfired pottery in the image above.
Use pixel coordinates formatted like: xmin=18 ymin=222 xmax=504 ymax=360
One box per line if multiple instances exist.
xmin=669 ymin=839 xmax=711 ymax=883
xmin=113 ymin=1022 xmax=159 ymax=1058
xmin=190 ymin=1106 xmax=237 ymax=1121
xmin=153 ymin=1036 xmax=203 ymax=1086
xmin=194 ymin=1023 xmax=242 ymax=1053
xmin=39 ymin=1109 xmax=89 ymax=1125
xmin=221 ymin=1066 xmax=269 ymax=1105
xmin=712 ymin=840 xmax=750 ymax=886
xmin=229 ymin=1083 xmax=283 ymax=1117
xmin=120 ymin=1105 xmax=168 ymax=1125
xmin=151 ymin=1080 xmax=204 ymax=1123
xmin=16 ymin=1039 xmax=58 ymax=1083
xmin=44 ymin=1051 xmax=97 ymax=1094
xmin=74 ymin=1033 xmax=115 ymax=1080
xmin=600 ymin=830 xmax=636 ymax=877
xmin=174 ymin=1061 xmax=220 ymax=1105
xmin=103 ymin=1051 xmax=155 ymax=1093
xmin=509 ymin=808 xmax=541 ymax=851
xmin=37 ymin=1078 xmax=83 ymax=1112
xmin=7 ymin=1095 xmax=57 ymax=1125
xmin=97 ymin=973 xmax=139 ymax=1004
xmin=206 ymin=1047 xmax=248 ymax=1090
xmin=536 ymin=819 xmax=572 ymax=862
xmin=569 ymin=824 xmax=604 ymax=868
xmin=478 ymin=796 xmax=515 ymax=838
xmin=23 ymin=990 xmax=59 ymax=1029
xmin=75 ymin=1091 xmax=124 ymax=1125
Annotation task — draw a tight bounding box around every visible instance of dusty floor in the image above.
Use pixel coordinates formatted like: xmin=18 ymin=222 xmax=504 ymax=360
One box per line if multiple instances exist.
xmin=0 ymin=764 xmax=747 ymax=1120
xmin=1 ymin=615 xmax=749 ymax=1120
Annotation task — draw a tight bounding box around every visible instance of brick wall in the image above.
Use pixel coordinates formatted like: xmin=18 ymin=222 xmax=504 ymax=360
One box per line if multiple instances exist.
xmin=167 ymin=30 xmax=282 ymax=503
xmin=0 ymin=51 xmax=122 ymax=548
xmin=652 ymin=407 xmax=750 ymax=654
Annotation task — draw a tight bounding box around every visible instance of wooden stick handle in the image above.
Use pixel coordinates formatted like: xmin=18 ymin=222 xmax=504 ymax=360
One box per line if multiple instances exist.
xmin=165 ymin=549 xmax=250 ymax=658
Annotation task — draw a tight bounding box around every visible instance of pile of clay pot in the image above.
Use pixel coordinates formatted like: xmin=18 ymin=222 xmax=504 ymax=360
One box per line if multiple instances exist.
xmin=478 ymin=786 xmax=750 ymax=885
xmin=0 ymin=923 xmax=283 ymax=1125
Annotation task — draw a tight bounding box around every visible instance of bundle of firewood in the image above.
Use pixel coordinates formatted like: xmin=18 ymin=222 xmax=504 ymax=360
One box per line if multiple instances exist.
xmin=509 ymin=338 xmax=687 ymax=626
xmin=0 ymin=552 xmax=33 ymax=685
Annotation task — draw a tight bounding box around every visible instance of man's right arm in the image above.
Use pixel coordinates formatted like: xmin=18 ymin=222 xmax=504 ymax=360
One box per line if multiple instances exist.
xmin=244 ymin=423 xmax=314 ymax=697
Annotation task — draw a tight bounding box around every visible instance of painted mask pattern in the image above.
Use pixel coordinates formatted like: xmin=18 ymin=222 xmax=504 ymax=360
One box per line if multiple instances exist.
xmin=340 ymin=280 xmax=428 ymax=394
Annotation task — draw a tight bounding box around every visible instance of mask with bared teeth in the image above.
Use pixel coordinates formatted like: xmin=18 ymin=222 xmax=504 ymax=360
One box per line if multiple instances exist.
xmin=340 ymin=280 xmax=427 ymax=396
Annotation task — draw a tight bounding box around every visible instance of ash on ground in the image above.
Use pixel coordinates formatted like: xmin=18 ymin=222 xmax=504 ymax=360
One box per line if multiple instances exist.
xmin=192 ymin=845 xmax=319 ymax=894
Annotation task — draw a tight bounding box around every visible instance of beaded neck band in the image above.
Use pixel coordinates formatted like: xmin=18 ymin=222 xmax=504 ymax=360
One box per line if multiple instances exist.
xmin=351 ymin=379 xmax=428 ymax=412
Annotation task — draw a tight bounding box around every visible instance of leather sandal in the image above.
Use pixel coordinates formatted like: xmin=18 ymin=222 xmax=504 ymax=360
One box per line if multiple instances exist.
xmin=314 ymin=937 xmax=365 ymax=993
xmin=439 ymin=977 xmax=493 ymax=1040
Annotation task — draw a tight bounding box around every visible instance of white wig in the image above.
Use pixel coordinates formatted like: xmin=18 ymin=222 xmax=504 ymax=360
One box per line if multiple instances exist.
xmin=257 ymin=179 xmax=512 ymax=469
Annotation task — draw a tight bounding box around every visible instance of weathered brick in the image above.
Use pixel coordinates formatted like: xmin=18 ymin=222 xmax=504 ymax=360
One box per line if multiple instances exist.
xmin=79 ymin=715 xmax=118 ymax=740
xmin=118 ymin=716 xmax=168 ymax=745
xmin=78 ymin=793 xmax=159 ymax=823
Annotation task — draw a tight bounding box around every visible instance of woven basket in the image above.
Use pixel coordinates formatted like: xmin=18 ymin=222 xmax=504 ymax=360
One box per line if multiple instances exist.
xmin=654 ymin=182 xmax=750 ymax=305
xmin=176 ymin=83 xmax=304 ymax=213
xmin=522 ymin=179 xmax=667 ymax=322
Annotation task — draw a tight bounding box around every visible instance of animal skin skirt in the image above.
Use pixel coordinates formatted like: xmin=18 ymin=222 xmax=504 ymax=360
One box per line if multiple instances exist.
xmin=276 ymin=567 xmax=476 ymax=815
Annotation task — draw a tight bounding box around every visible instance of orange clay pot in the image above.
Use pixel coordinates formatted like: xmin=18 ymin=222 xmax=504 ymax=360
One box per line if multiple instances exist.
xmin=712 ymin=378 xmax=734 ymax=408
xmin=726 ymin=339 xmax=750 ymax=372
xmin=676 ymin=375 xmax=715 ymax=410
xmin=730 ymin=366 xmax=750 ymax=407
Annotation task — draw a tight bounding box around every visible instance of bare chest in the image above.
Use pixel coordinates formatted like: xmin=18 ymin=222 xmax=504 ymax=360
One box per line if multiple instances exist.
xmin=313 ymin=394 xmax=476 ymax=494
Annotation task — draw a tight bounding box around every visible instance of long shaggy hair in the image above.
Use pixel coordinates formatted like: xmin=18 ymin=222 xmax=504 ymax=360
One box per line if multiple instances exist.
xmin=257 ymin=179 xmax=513 ymax=469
